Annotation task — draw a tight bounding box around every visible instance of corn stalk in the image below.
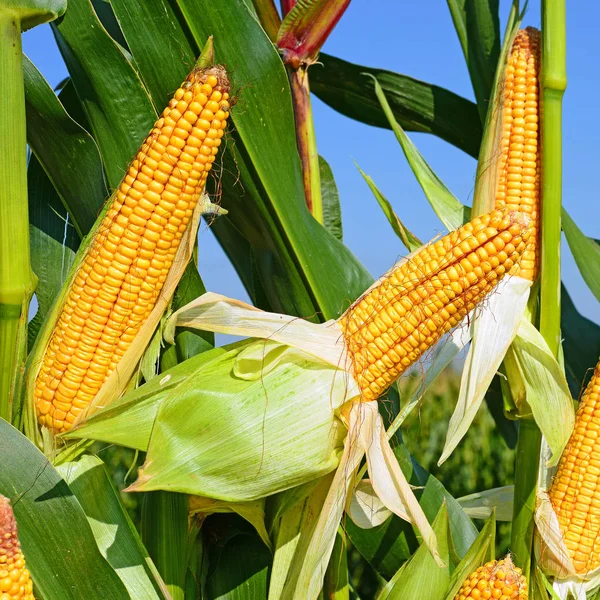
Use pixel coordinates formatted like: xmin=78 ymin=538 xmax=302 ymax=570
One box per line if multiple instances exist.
xmin=510 ymin=0 xmax=566 ymax=578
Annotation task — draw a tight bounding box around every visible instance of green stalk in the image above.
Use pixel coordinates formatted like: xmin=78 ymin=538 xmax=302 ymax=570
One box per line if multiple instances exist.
xmin=539 ymin=0 xmax=566 ymax=353
xmin=0 ymin=12 xmax=36 ymax=423
xmin=510 ymin=0 xmax=566 ymax=578
xmin=289 ymin=66 xmax=324 ymax=224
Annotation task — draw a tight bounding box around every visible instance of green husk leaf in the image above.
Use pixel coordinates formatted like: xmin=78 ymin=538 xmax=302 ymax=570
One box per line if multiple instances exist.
xmin=63 ymin=345 xmax=234 ymax=449
xmin=268 ymin=474 xmax=334 ymax=600
xmin=442 ymin=512 xmax=497 ymax=600
xmin=506 ymin=319 xmax=575 ymax=467
xmin=371 ymin=77 xmax=469 ymax=231
xmin=356 ymin=165 xmax=422 ymax=253
xmin=127 ymin=343 xmax=351 ymax=501
xmin=471 ymin=6 xmax=521 ymax=216
xmin=377 ymin=503 xmax=452 ymax=600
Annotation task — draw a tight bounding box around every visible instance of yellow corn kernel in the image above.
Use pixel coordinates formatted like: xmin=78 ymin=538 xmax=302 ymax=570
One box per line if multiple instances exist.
xmin=548 ymin=358 xmax=600 ymax=574
xmin=339 ymin=209 xmax=530 ymax=401
xmin=0 ymin=496 xmax=34 ymax=600
xmin=454 ymin=556 xmax=528 ymax=600
xmin=34 ymin=65 xmax=231 ymax=433
xmin=495 ymin=27 xmax=541 ymax=281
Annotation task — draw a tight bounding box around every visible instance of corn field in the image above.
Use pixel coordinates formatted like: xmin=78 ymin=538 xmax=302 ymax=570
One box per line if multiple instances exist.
xmin=1 ymin=0 xmax=599 ymax=599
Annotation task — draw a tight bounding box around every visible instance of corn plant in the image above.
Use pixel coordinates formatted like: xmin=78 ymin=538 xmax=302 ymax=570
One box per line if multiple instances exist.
xmin=1 ymin=0 xmax=599 ymax=599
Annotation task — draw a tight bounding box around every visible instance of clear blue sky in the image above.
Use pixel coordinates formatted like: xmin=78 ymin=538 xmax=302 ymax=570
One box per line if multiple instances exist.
xmin=22 ymin=0 xmax=600 ymax=325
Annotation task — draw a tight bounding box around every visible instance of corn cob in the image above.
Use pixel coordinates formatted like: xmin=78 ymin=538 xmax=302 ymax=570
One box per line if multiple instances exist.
xmin=0 ymin=496 xmax=34 ymax=600
xmin=339 ymin=209 xmax=530 ymax=401
xmin=548 ymin=358 xmax=600 ymax=574
xmin=454 ymin=556 xmax=528 ymax=600
xmin=34 ymin=66 xmax=231 ymax=433
xmin=494 ymin=27 xmax=541 ymax=282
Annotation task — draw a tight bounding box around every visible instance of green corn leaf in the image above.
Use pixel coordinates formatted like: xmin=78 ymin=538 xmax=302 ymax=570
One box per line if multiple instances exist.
xmin=356 ymin=165 xmax=422 ymax=253
xmin=319 ymin=155 xmax=343 ymax=241
xmin=562 ymin=208 xmax=600 ymax=303
xmin=310 ymin=53 xmax=482 ymax=158
xmin=0 ymin=420 xmax=129 ymax=599
xmin=371 ymin=76 xmax=470 ymax=232
xmin=57 ymin=454 xmax=167 ymax=599
xmin=442 ymin=512 xmax=496 ymax=600
xmin=446 ymin=0 xmax=500 ymax=122
xmin=377 ymin=503 xmax=452 ymax=600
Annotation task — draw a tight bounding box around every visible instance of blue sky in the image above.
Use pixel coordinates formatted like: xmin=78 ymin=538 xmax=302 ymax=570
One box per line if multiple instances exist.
xmin=22 ymin=0 xmax=600 ymax=324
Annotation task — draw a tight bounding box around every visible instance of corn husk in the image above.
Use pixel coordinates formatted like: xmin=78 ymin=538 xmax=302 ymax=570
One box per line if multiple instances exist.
xmin=534 ymin=439 xmax=600 ymax=600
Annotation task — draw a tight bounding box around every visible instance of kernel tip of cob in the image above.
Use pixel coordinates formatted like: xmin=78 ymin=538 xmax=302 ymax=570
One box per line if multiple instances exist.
xmin=0 ymin=495 xmax=34 ymax=600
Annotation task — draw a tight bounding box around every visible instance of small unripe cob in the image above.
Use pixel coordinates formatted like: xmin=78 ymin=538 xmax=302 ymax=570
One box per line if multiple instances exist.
xmin=0 ymin=496 xmax=34 ymax=600
xmin=339 ymin=209 xmax=530 ymax=401
xmin=34 ymin=65 xmax=230 ymax=433
xmin=454 ymin=556 xmax=528 ymax=600
xmin=494 ymin=27 xmax=541 ymax=281
xmin=548 ymin=358 xmax=600 ymax=574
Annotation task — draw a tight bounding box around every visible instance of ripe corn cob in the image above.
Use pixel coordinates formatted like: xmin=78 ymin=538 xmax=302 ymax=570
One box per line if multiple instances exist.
xmin=34 ymin=65 xmax=231 ymax=433
xmin=548 ymin=358 xmax=600 ymax=574
xmin=454 ymin=556 xmax=528 ymax=600
xmin=0 ymin=496 xmax=34 ymax=600
xmin=494 ymin=27 xmax=541 ymax=281
xmin=339 ymin=209 xmax=530 ymax=401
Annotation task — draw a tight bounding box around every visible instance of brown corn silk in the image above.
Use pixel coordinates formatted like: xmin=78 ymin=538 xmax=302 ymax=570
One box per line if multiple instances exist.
xmin=0 ymin=496 xmax=34 ymax=600
xmin=338 ymin=209 xmax=530 ymax=401
xmin=34 ymin=66 xmax=230 ymax=433
xmin=494 ymin=27 xmax=541 ymax=281
xmin=454 ymin=556 xmax=528 ymax=600
xmin=548 ymin=358 xmax=600 ymax=574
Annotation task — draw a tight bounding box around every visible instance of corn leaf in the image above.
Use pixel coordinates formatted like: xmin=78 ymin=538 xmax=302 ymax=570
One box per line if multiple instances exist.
xmin=442 ymin=513 xmax=496 ymax=600
xmin=51 ymin=0 xmax=155 ymax=190
xmin=346 ymin=446 xmax=477 ymax=581
xmin=140 ymin=491 xmax=188 ymax=600
xmin=57 ymin=454 xmax=167 ymax=599
xmin=203 ymin=519 xmax=271 ymax=600
xmin=0 ymin=420 xmax=129 ymax=599
xmin=356 ymin=165 xmax=422 ymax=253
xmin=105 ymin=0 xmax=372 ymax=319
xmin=23 ymin=56 xmax=106 ymax=236
xmin=562 ymin=208 xmax=600 ymax=303
xmin=372 ymin=77 xmax=470 ymax=232
xmin=27 ymin=156 xmax=78 ymax=349
xmin=319 ymin=155 xmax=343 ymax=241
xmin=377 ymin=504 xmax=452 ymax=600
xmin=561 ymin=285 xmax=600 ymax=396
xmin=446 ymin=0 xmax=500 ymax=122
xmin=126 ymin=343 xmax=350 ymax=501
xmin=310 ymin=53 xmax=482 ymax=158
